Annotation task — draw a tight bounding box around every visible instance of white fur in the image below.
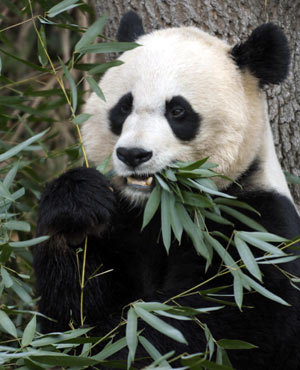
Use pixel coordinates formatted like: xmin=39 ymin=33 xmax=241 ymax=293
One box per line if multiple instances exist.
xmin=82 ymin=26 xmax=292 ymax=201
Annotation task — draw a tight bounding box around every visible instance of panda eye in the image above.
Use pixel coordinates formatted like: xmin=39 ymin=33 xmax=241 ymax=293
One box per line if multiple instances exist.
xmin=120 ymin=103 xmax=132 ymax=115
xmin=170 ymin=106 xmax=185 ymax=119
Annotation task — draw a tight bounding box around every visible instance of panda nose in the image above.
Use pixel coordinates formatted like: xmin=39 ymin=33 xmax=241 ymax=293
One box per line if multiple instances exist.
xmin=116 ymin=147 xmax=153 ymax=167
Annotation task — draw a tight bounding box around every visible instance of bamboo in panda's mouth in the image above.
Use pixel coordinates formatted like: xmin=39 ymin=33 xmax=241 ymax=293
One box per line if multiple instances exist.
xmin=127 ymin=176 xmax=153 ymax=187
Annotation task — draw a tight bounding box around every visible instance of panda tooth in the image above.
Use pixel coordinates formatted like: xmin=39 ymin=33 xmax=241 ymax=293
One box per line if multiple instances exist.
xmin=145 ymin=176 xmax=153 ymax=186
xmin=127 ymin=176 xmax=153 ymax=187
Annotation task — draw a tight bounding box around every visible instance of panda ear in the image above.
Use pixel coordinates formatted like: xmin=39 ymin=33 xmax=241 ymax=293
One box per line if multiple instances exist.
xmin=231 ymin=23 xmax=290 ymax=86
xmin=117 ymin=11 xmax=145 ymax=42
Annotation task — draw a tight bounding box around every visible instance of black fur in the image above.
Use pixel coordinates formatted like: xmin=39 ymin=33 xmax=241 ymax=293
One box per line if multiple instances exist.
xmin=109 ymin=92 xmax=133 ymax=135
xmin=117 ymin=11 xmax=145 ymax=42
xmin=34 ymin=167 xmax=300 ymax=370
xmin=165 ymin=95 xmax=201 ymax=141
xmin=231 ymin=23 xmax=290 ymax=86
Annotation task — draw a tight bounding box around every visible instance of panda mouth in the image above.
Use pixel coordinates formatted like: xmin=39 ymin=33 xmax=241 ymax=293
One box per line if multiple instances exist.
xmin=126 ymin=174 xmax=154 ymax=191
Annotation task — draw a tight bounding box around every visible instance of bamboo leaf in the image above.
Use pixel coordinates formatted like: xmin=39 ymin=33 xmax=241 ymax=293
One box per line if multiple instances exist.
xmin=47 ymin=0 xmax=81 ymax=18
xmin=139 ymin=336 xmax=171 ymax=368
xmin=241 ymin=274 xmax=290 ymax=306
xmin=238 ymin=232 xmax=285 ymax=256
xmin=134 ymin=302 xmax=173 ymax=311
xmin=0 ymin=130 xmax=48 ymax=162
xmin=60 ymin=59 xmax=77 ymax=113
xmin=77 ymin=42 xmax=140 ymax=54
xmin=72 ymin=113 xmax=92 ymax=125
xmin=214 ymin=198 xmax=260 ymax=215
xmin=75 ymin=15 xmax=107 ymax=52
xmin=161 ymin=189 xmax=172 ymax=253
xmin=37 ymin=25 xmax=48 ymax=67
xmin=233 ymin=273 xmax=243 ymax=310
xmin=219 ymin=205 xmax=266 ymax=232
xmin=134 ymin=306 xmax=187 ymax=344
xmin=217 ymin=339 xmax=258 ymax=350
xmin=1 ymin=266 xmax=13 ymax=288
xmin=126 ymin=308 xmax=138 ymax=366
xmin=3 ymin=220 xmax=30 ymax=232
xmin=142 ymin=185 xmax=161 ymax=230
xmin=9 ymin=236 xmax=49 ymax=248
xmin=86 ymin=76 xmax=105 ymax=101
xmin=3 ymin=162 xmax=19 ymax=189
xmin=234 ymin=234 xmax=262 ymax=281
xmin=88 ymin=60 xmax=124 ymax=75
xmin=92 ymin=337 xmax=127 ymax=361
xmin=22 ymin=315 xmax=36 ymax=347
xmin=0 ymin=310 xmax=17 ymax=338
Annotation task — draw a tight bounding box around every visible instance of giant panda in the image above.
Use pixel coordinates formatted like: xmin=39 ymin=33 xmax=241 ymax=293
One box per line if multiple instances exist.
xmin=34 ymin=11 xmax=300 ymax=370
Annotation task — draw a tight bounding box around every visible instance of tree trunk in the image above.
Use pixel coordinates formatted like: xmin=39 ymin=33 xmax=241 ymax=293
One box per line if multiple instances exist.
xmin=93 ymin=0 xmax=300 ymax=207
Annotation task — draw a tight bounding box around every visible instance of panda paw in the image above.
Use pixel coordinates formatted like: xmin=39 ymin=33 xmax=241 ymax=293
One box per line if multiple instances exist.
xmin=37 ymin=167 xmax=116 ymax=242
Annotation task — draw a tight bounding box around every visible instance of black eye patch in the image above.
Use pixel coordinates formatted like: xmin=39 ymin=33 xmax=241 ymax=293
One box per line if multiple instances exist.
xmin=165 ymin=96 xmax=200 ymax=141
xmin=109 ymin=92 xmax=133 ymax=135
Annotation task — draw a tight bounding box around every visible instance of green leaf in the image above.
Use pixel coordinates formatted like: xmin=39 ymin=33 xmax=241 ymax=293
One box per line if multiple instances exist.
xmin=238 ymin=232 xmax=285 ymax=256
xmin=92 ymin=337 xmax=127 ymax=361
xmin=233 ymin=273 xmax=243 ymax=310
xmin=202 ymin=210 xmax=233 ymax=226
xmin=126 ymin=308 xmax=138 ymax=366
xmin=134 ymin=302 xmax=173 ymax=311
xmin=96 ymin=155 xmax=112 ymax=174
xmin=11 ymin=278 xmax=32 ymax=304
xmin=0 ymin=129 xmax=48 ymax=162
xmin=88 ymin=60 xmax=124 ymax=75
xmin=59 ymin=59 xmax=77 ymax=113
xmin=77 ymin=42 xmax=140 ymax=54
xmin=154 ymin=174 xmax=172 ymax=192
xmin=37 ymin=25 xmax=48 ymax=67
xmin=182 ymin=354 xmax=233 ymax=370
xmin=75 ymin=15 xmax=107 ymax=52
xmin=234 ymin=234 xmax=262 ymax=281
xmin=31 ymin=328 xmax=92 ymax=347
xmin=176 ymin=203 xmax=209 ymax=260
xmin=214 ymin=197 xmax=260 ymax=215
xmin=0 ymin=47 xmax=48 ymax=72
xmin=181 ymin=190 xmax=213 ymax=208
xmin=139 ymin=336 xmax=171 ymax=368
xmin=134 ymin=305 xmax=187 ymax=344
xmin=191 ymin=179 xmax=235 ymax=199
xmin=161 ymin=189 xmax=172 ymax=253
xmin=219 ymin=205 xmax=266 ymax=232
xmin=178 ymin=157 xmax=209 ymax=171
xmin=29 ymin=352 xmax=99 ymax=367
xmin=142 ymin=185 xmax=161 ymax=230
xmin=9 ymin=236 xmax=49 ymax=248
xmin=22 ymin=315 xmax=36 ymax=347
xmin=3 ymin=220 xmax=30 ymax=232
xmin=86 ymin=76 xmax=105 ymax=101
xmin=217 ymin=339 xmax=258 ymax=350
xmin=72 ymin=113 xmax=92 ymax=125
xmin=0 ymin=309 xmax=17 ymax=338
xmin=204 ymin=233 xmax=238 ymax=275
xmin=169 ymin=196 xmax=183 ymax=242
xmin=242 ymin=232 xmax=287 ymax=244
xmin=241 ymin=274 xmax=290 ymax=306
xmin=47 ymin=0 xmax=81 ymax=18
xmin=3 ymin=162 xmax=19 ymax=189
xmin=285 ymin=171 xmax=300 ymax=185
xmin=1 ymin=266 xmax=13 ymax=288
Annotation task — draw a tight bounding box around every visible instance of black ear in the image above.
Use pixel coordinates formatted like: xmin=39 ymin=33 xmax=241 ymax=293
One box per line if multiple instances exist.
xmin=231 ymin=23 xmax=290 ymax=86
xmin=117 ymin=11 xmax=145 ymax=42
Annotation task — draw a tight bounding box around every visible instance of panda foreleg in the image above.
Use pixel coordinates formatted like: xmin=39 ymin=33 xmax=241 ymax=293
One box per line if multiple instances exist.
xmin=33 ymin=167 xmax=116 ymax=332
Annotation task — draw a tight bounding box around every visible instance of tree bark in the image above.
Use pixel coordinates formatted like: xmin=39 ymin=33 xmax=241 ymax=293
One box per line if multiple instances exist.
xmin=93 ymin=0 xmax=300 ymax=206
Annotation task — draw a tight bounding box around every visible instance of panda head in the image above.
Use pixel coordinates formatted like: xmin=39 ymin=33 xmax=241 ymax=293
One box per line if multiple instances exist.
xmin=82 ymin=12 xmax=290 ymax=203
